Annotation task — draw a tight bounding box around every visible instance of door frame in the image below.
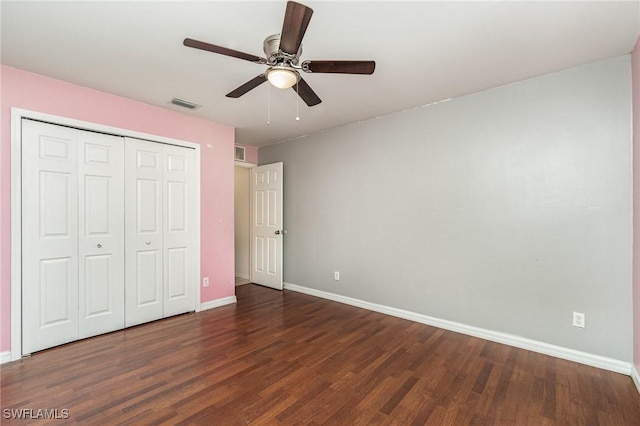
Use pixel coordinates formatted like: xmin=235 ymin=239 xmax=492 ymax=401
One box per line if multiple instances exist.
xmin=10 ymin=108 xmax=202 ymax=361
xmin=234 ymin=160 xmax=256 ymax=284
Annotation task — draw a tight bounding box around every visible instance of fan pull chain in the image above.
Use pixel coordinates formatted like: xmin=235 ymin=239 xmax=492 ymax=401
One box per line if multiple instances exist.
xmin=295 ymin=80 xmax=300 ymax=121
xmin=267 ymin=82 xmax=271 ymax=126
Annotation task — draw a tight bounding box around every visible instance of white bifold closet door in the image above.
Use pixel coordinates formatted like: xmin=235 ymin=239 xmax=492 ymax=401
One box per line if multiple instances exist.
xmin=124 ymin=137 xmax=196 ymax=327
xmin=22 ymin=120 xmax=125 ymax=354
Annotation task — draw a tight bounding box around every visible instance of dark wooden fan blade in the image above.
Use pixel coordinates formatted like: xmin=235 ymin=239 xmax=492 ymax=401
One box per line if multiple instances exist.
xmin=226 ymin=75 xmax=267 ymax=98
xmin=292 ymin=77 xmax=321 ymax=107
xmin=279 ymin=1 xmax=313 ymax=55
xmin=303 ymin=60 xmax=376 ymax=74
xmin=184 ymin=38 xmax=265 ymax=64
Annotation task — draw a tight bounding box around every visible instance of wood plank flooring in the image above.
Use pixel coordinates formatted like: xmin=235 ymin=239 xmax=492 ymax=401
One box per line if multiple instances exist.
xmin=2 ymin=284 xmax=640 ymax=424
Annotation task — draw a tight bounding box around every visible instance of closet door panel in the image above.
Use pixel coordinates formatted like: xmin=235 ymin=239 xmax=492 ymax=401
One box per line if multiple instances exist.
xmin=163 ymin=145 xmax=196 ymax=317
xmin=167 ymin=247 xmax=187 ymax=299
xmin=78 ymin=130 xmax=125 ymax=338
xmin=125 ymin=138 xmax=164 ymax=327
xmin=136 ymin=250 xmax=162 ymax=304
xmin=22 ymin=120 xmax=79 ymax=354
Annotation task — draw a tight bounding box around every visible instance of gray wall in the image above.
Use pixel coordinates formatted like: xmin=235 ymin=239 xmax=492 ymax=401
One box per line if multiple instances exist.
xmin=259 ymin=56 xmax=633 ymax=361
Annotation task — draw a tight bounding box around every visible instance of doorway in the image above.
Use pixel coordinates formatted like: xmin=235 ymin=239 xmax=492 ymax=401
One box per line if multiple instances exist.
xmin=234 ymin=165 xmax=251 ymax=285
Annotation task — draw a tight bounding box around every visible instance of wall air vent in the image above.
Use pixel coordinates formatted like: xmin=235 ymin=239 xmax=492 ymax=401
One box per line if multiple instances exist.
xmin=235 ymin=146 xmax=246 ymax=162
xmin=170 ymin=98 xmax=201 ymax=110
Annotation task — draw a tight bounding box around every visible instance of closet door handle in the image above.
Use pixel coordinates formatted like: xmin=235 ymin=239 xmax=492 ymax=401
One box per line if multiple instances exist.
xmin=146 ymin=241 xmax=151 ymax=245
xmin=97 ymin=244 xmax=102 ymax=249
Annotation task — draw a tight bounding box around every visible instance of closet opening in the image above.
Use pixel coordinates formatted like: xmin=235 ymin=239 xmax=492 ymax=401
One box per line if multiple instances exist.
xmin=10 ymin=109 xmax=202 ymax=361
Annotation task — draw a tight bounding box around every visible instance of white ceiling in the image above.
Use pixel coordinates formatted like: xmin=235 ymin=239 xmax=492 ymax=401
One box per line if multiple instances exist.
xmin=2 ymin=1 xmax=639 ymax=147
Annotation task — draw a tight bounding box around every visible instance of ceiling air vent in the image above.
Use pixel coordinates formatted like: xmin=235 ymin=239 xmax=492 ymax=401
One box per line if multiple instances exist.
xmin=170 ymin=98 xmax=200 ymax=110
xmin=235 ymin=146 xmax=246 ymax=162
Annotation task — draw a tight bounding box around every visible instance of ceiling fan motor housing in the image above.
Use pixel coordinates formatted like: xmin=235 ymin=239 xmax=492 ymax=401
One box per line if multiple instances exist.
xmin=263 ymin=33 xmax=301 ymax=65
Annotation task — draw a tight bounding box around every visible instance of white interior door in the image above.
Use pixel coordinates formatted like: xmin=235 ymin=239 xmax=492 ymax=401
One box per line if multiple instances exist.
xmin=163 ymin=144 xmax=196 ymax=317
xmin=250 ymin=162 xmax=284 ymax=290
xmin=22 ymin=120 xmax=80 ymax=353
xmin=125 ymin=138 xmax=164 ymax=326
xmin=78 ymin=130 xmax=125 ymax=338
xmin=125 ymin=138 xmax=196 ymax=325
xmin=22 ymin=120 xmax=125 ymax=353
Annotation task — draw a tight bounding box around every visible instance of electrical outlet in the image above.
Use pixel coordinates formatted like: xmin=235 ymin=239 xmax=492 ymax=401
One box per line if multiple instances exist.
xmin=572 ymin=311 xmax=585 ymax=328
xmin=203 ymin=277 xmax=209 ymax=287
xmin=334 ymin=271 xmax=340 ymax=281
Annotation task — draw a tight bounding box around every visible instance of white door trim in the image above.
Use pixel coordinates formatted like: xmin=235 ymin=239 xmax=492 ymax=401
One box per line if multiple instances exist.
xmin=10 ymin=108 xmax=202 ymax=361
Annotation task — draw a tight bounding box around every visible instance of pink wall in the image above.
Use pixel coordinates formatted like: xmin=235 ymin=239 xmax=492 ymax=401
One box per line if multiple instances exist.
xmin=633 ymin=36 xmax=640 ymax=372
xmin=0 ymin=66 xmax=236 ymax=352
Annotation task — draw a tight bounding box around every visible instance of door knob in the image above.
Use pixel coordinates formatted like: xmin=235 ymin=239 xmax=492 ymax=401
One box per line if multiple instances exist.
xmin=275 ymin=230 xmax=281 ymax=235
xmin=146 ymin=240 xmax=151 ymax=245
xmin=97 ymin=244 xmax=102 ymax=248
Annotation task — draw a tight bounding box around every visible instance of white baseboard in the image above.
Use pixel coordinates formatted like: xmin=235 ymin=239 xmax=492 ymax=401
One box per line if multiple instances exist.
xmin=284 ymin=282 xmax=632 ymax=376
xmin=198 ymin=296 xmax=237 ymax=312
xmin=235 ymin=273 xmax=250 ymax=280
xmin=1 ymin=351 xmax=11 ymax=364
xmin=631 ymin=365 xmax=640 ymax=394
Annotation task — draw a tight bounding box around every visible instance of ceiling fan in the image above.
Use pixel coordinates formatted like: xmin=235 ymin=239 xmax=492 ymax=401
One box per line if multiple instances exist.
xmin=183 ymin=1 xmax=375 ymax=107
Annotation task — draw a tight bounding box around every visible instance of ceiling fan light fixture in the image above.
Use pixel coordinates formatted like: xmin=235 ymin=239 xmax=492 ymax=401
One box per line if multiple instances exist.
xmin=266 ymin=66 xmax=299 ymax=89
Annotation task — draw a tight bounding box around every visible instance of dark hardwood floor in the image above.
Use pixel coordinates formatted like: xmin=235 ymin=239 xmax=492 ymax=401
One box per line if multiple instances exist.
xmin=2 ymin=284 xmax=640 ymax=425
